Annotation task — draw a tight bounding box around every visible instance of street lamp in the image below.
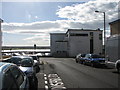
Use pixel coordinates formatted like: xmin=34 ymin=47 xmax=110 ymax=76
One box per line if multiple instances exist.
xmin=95 ymin=10 xmax=106 ymax=57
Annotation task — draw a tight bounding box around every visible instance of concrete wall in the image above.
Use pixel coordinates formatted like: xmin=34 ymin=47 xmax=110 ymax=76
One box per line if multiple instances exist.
xmin=54 ymin=41 xmax=68 ymax=57
xmin=68 ymin=34 xmax=90 ymax=57
xmin=50 ymin=33 xmax=66 ymax=57
xmin=106 ymin=35 xmax=120 ymax=62
xmin=93 ymin=31 xmax=102 ymax=54
xmin=50 ymin=29 xmax=103 ymax=58
xmin=67 ymin=30 xmax=102 ymax=57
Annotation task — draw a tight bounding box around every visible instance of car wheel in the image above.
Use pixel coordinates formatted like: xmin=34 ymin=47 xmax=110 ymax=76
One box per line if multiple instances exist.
xmin=76 ymin=59 xmax=78 ymax=63
xmin=117 ymin=66 xmax=120 ymax=74
xmin=79 ymin=61 xmax=82 ymax=64
xmin=83 ymin=61 xmax=86 ymax=65
xmin=91 ymin=62 xmax=95 ymax=67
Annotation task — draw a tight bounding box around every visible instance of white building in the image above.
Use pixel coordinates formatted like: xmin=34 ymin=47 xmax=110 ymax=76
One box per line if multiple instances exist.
xmin=50 ymin=29 xmax=103 ymax=57
xmin=50 ymin=33 xmax=68 ymax=57
xmin=0 ymin=18 xmax=3 ymax=61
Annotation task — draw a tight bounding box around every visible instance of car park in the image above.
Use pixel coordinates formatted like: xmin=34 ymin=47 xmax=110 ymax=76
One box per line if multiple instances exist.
xmin=2 ymin=56 xmax=38 ymax=88
xmin=84 ymin=54 xmax=106 ymax=67
xmin=115 ymin=59 xmax=120 ymax=73
xmin=75 ymin=54 xmax=86 ymax=64
xmin=0 ymin=62 xmax=29 ymax=90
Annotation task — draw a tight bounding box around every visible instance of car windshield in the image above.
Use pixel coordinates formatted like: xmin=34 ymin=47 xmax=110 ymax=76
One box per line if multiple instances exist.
xmin=81 ymin=54 xmax=86 ymax=57
xmin=10 ymin=57 xmax=22 ymax=65
xmin=91 ymin=55 xmax=103 ymax=58
xmin=21 ymin=58 xmax=33 ymax=67
xmin=31 ymin=56 xmax=38 ymax=60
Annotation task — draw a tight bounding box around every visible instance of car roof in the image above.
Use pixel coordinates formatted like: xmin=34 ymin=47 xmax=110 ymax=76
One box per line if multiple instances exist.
xmin=0 ymin=62 xmax=14 ymax=72
xmin=11 ymin=55 xmax=31 ymax=59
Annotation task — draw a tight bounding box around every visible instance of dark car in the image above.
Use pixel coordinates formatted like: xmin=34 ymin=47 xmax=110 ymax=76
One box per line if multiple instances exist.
xmin=84 ymin=54 xmax=105 ymax=67
xmin=29 ymin=55 xmax=40 ymax=65
xmin=3 ymin=56 xmax=38 ymax=89
xmin=75 ymin=54 xmax=86 ymax=64
xmin=115 ymin=59 xmax=120 ymax=73
xmin=0 ymin=62 xmax=29 ymax=90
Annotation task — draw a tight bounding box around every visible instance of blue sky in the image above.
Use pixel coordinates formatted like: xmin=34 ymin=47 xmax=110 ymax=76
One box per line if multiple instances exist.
xmin=2 ymin=2 xmax=81 ymax=23
xmin=2 ymin=2 xmax=82 ymax=46
xmin=1 ymin=0 xmax=119 ymax=46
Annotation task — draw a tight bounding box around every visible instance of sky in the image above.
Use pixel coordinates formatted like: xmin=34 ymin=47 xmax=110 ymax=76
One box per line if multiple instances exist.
xmin=0 ymin=0 xmax=119 ymax=46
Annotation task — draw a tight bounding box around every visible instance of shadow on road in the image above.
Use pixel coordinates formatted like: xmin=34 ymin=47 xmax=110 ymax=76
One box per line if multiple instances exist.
xmin=29 ymin=75 xmax=38 ymax=90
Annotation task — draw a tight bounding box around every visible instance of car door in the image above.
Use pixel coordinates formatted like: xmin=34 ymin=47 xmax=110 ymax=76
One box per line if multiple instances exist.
xmin=2 ymin=67 xmax=19 ymax=90
xmin=10 ymin=66 xmax=29 ymax=90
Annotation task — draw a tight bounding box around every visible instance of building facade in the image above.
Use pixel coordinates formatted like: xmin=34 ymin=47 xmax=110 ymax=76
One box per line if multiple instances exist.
xmin=106 ymin=19 xmax=120 ymax=62
xmin=50 ymin=29 xmax=103 ymax=57
xmin=0 ymin=19 xmax=3 ymax=61
xmin=50 ymin=33 xmax=68 ymax=57
xmin=66 ymin=29 xmax=102 ymax=57
xmin=109 ymin=19 xmax=120 ymax=35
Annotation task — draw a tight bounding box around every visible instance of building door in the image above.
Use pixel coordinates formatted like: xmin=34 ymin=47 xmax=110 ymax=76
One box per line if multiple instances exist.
xmin=90 ymin=32 xmax=94 ymax=54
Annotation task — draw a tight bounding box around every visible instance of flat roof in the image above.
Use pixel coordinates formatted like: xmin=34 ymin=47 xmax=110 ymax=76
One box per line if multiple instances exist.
xmin=66 ymin=28 xmax=102 ymax=34
xmin=50 ymin=29 xmax=102 ymax=35
xmin=50 ymin=33 xmax=65 ymax=35
xmin=109 ymin=19 xmax=120 ymax=25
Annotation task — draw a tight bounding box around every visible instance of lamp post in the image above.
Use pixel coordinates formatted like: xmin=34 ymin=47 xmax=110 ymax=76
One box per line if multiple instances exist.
xmin=95 ymin=10 xmax=106 ymax=57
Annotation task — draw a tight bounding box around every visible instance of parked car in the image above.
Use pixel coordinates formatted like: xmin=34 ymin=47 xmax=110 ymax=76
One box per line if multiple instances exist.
xmin=3 ymin=56 xmax=38 ymax=88
xmin=29 ymin=55 xmax=40 ymax=65
xmin=28 ymin=55 xmax=41 ymax=72
xmin=29 ymin=55 xmax=43 ymax=65
xmin=75 ymin=54 xmax=86 ymax=64
xmin=84 ymin=54 xmax=106 ymax=67
xmin=115 ymin=59 xmax=120 ymax=73
xmin=0 ymin=62 xmax=29 ymax=90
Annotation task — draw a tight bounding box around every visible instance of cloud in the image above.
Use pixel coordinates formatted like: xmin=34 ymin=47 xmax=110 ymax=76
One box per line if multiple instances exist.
xmin=2 ymin=0 xmax=119 ymax=45
xmin=56 ymin=0 xmax=119 ymax=29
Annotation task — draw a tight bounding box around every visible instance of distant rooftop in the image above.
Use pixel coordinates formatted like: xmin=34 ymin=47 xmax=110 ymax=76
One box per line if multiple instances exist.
xmin=50 ymin=33 xmax=66 ymax=35
xmin=109 ymin=19 xmax=120 ymax=25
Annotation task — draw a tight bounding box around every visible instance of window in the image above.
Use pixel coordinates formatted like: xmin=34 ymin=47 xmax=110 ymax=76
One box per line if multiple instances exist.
xmin=3 ymin=68 xmax=18 ymax=89
xmin=10 ymin=66 xmax=24 ymax=87
xmin=70 ymin=33 xmax=88 ymax=36
xmin=99 ymin=34 xmax=102 ymax=40
xmin=10 ymin=57 xmax=22 ymax=65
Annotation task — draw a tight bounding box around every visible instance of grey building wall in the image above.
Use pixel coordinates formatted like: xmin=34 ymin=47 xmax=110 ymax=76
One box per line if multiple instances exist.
xmin=50 ymin=33 xmax=67 ymax=57
xmin=106 ymin=35 xmax=120 ymax=62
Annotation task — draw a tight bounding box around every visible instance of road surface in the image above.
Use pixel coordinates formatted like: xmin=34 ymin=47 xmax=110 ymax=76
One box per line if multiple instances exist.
xmin=36 ymin=57 xmax=119 ymax=89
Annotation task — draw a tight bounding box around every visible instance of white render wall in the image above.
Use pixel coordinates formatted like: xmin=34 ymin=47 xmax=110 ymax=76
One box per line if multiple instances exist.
xmin=50 ymin=33 xmax=66 ymax=56
xmin=93 ymin=31 xmax=102 ymax=55
xmin=67 ymin=30 xmax=102 ymax=57
xmin=50 ymin=29 xmax=103 ymax=57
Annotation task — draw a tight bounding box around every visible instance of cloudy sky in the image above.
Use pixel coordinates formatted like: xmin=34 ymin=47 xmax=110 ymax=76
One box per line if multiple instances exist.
xmin=0 ymin=0 xmax=119 ymax=46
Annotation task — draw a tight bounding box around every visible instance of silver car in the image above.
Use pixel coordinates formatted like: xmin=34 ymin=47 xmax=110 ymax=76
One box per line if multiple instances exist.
xmin=0 ymin=62 xmax=29 ymax=90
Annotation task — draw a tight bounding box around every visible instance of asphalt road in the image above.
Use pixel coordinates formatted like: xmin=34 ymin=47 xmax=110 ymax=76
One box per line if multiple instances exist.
xmin=36 ymin=57 xmax=120 ymax=89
